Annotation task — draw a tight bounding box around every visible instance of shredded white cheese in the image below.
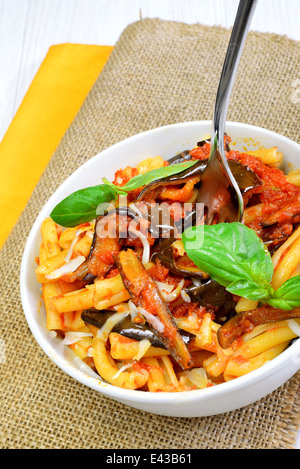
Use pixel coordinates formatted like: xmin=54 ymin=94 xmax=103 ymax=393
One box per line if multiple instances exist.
xmin=112 ymin=362 xmax=133 ymax=379
xmin=128 ymin=300 xmax=139 ymax=321
xmin=45 ymin=255 xmax=85 ymax=280
xmin=96 ymin=311 xmax=129 ymax=341
xmin=162 ymin=280 xmax=185 ymax=302
xmin=137 ymin=307 xmax=165 ymax=333
xmin=48 ymin=331 xmax=57 ymax=340
xmin=87 ymin=347 xmax=94 ymax=357
xmin=128 ymin=203 xmax=143 ymax=219
xmin=72 ymin=356 xmax=100 ymax=379
xmin=64 ymin=226 xmax=91 ymax=263
xmin=86 ymin=230 xmax=94 ymax=239
xmin=155 ymin=281 xmax=174 ymax=294
xmin=181 ymin=289 xmax=191 ymax=303
xmin=171 ymin=239 xmax=186 ymax=256
xmin=64 ymin=234 xmax=79 ymax=263
xmin=287 ymin=319 xmax=300 ymax=337
xmin=180 ymin=367 xmax=211 ymax=389
xmin=128 ymin=226 xmax=150 ymax=265
xmin=133 ymin=339 xmax=152 ymax=361
xmin=62 ymin=331 xmax=93 ymax=345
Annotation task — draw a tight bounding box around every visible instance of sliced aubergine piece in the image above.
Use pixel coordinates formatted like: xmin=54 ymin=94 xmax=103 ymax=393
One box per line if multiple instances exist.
xmin=167 ymin=149 xmax=192 ymax=165
xmin=81 ymin=308 xmax=165 ymax=347
xmin=184 ymin=278 xmax=236 ymax=323
xmin=81 ymin=309 xmax=193 ymax=348
xmin=227 ymin=159 xmax=262 ymax=195
xmin=114 ymin=249 xmax=192 ymax=369
xmin=151 ymin=236 xmax=209 ymax=279
xmin=135 ymin=159 xmax=206 ymax=202
xmin=135 ymin=158 xmax=261 ymax=203
xmin=68 ymin=214 xmax=124 ymax=282
xmin=217 ymin=306 xmax=300 ymax=349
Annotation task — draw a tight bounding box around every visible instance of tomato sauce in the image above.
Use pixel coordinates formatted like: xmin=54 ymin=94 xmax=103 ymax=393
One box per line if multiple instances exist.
xmin=113 ymin=166 xmax=138 ymax=186
xmin=191 ymin=138 xmax=299 ymax=247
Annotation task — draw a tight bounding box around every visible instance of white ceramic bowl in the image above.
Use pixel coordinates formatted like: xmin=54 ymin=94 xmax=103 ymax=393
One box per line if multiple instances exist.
xmin=20 ymin=121 xmax=300 ymax=417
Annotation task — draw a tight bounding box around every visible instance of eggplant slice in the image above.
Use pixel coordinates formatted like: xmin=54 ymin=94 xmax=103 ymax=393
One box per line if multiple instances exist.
xmin=135 ymin=158 xmax=261 ymax=203
xmin=114 ymin=249 xmax=192 ymax=369
xmin=184 ymin=278 xmax=236 ymax=323
xmin=151 ymin=236 xmax=208 ymax=279
xmin=217 ymin=305 xmax=300 ymax=349
xmin=81 ymin=308 xmax=193 ymax=348
xmin=167 ymin=149 xmax=192 ymax=165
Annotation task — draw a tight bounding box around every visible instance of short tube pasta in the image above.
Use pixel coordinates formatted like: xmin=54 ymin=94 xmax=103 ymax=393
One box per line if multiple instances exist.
xmin=272 ymin=232 xmax=300 ymax=290
xmin=51 ymin=287 xmax=95 ymax=313
xmin=35 ymin=141 xmax=300 ymax=393
xmin=35 ymin=249 xmax=69 ymax=284
xmin=286 ymin=169 xmax=300 ymax=186
xmin=245 ymin=147 xmax=283 ymax=167
xmin=223 ymin=342 xmax=289 ymax=379
xmin=41 ymin=217 xmax=61 ymax=258
xmin=109 ymin=332 xmax=170 ymax=360
xmin=92 ymin=336 xmax=149 ymax=390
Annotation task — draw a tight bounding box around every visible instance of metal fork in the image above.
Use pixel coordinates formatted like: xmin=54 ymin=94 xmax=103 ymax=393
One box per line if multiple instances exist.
xmin=197 ymin=0 xmax=258 ymax=224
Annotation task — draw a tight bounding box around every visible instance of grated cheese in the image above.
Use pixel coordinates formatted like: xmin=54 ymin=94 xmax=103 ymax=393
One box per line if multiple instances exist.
xmin=128 ymin=300 xmax=139 ymax=321
xmin=64 ymin=226 xmax=92 ymax=263
xmin=137 ymin=307 xmax=165 ymax=333
xmin=62 ymin=331 xmax=93 ymax=345
xmin=48 ymin=331 xmax=57 ymax=340
xmin=87 ymin=347 xmax=94 ymax=357
xmin=112 ymin=362 xmax=133 ymax=379
xmin=180 ymin=367 xmax=211 ymax=389
xmin=155 ymin=281 xmax=174 ymax=294
xmin=96 ymin=311 xmax=129 ymax=342
xmin=181 ymin=289 xmax=191 ymax=303
xmin=128 ymin=226 xmax=150 ymax=265
xmin=45 ymin=255 xmax=86 ymax=280
xmin=171 ymin=239 xmax=186 ymax=256
xmin=128 ymin=203 xmax=143 ymax=219
xmin=133 ymin=339 xmax=152 ymax=361
xmin=64 ymin=234 xmax=79 ymax=263
xmin=161 ymin=280 xmax=184 ymax=302
xmin=287 ymin=319 xmax=300 ymax=337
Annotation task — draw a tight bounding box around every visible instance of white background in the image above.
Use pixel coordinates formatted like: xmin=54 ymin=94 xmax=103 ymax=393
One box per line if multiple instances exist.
xmin=1 ymin=0 xmax=300 ymax=143
xmin=0 ymin=0 xmax=299 ymax=447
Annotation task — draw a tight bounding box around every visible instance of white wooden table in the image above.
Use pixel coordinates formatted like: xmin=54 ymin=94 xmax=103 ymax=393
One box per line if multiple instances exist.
xmin=1 ymin=0 xmax=300 ymax=143
xmin=0 ymin=0 xmax=299 ymax=448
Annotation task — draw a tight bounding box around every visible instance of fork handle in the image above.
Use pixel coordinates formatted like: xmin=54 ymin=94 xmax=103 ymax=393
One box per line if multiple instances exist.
xmin=212 ymin=0 xmax=258 ymax=143
xmin=211 ymin=0 xmax=258 ymax=220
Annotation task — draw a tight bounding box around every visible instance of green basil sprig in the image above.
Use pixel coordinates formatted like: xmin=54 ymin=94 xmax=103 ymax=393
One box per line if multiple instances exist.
xmin=182 ymin=222 xmax=300 ymax=310
xmin=50 ymin=161 xmax=196 ymax=227
xmin=102 ymin=160 xmax=196 ymax=194
xmin=50 ymin=185 xmax=117 ymax=227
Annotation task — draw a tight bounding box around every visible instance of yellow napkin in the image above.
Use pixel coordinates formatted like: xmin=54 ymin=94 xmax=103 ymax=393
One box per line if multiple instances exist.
xmin=0 ymin=43 xmax=113 ymax=249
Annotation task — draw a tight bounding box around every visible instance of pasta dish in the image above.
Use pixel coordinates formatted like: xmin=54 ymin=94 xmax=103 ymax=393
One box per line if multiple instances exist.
xmin=35 ymin=135 xmax=300 ymax=392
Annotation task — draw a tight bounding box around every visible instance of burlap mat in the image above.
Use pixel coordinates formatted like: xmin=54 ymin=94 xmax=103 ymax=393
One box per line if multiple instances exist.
xmin=1 ymin=19 xmax=299 ymax=449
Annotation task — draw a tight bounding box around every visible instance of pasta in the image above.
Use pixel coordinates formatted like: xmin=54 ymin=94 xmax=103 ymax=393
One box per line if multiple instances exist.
xmin=35 ymin=135 xmax=300 ymax=393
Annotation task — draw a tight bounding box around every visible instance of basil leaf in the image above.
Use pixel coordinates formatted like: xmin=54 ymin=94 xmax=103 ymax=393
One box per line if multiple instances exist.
xmin=103 ymin=161 xmax=196 ymax=193
xmin=267 ymin=276 xmax=300 ymax=310
xmin=101 ymin=179 xmax=128 ymax=196
xmin=50 ymin=160 xmax=197 ymax=228
xmin=182 ymin=222 xmax=274 ymax=301
xmin=50 ymin=184 xmax=117 ymax=227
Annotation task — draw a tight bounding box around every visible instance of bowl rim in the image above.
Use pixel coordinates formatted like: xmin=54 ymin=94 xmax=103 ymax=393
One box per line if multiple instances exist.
xmin=20 ymin=120 xmax=300 ymax=407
